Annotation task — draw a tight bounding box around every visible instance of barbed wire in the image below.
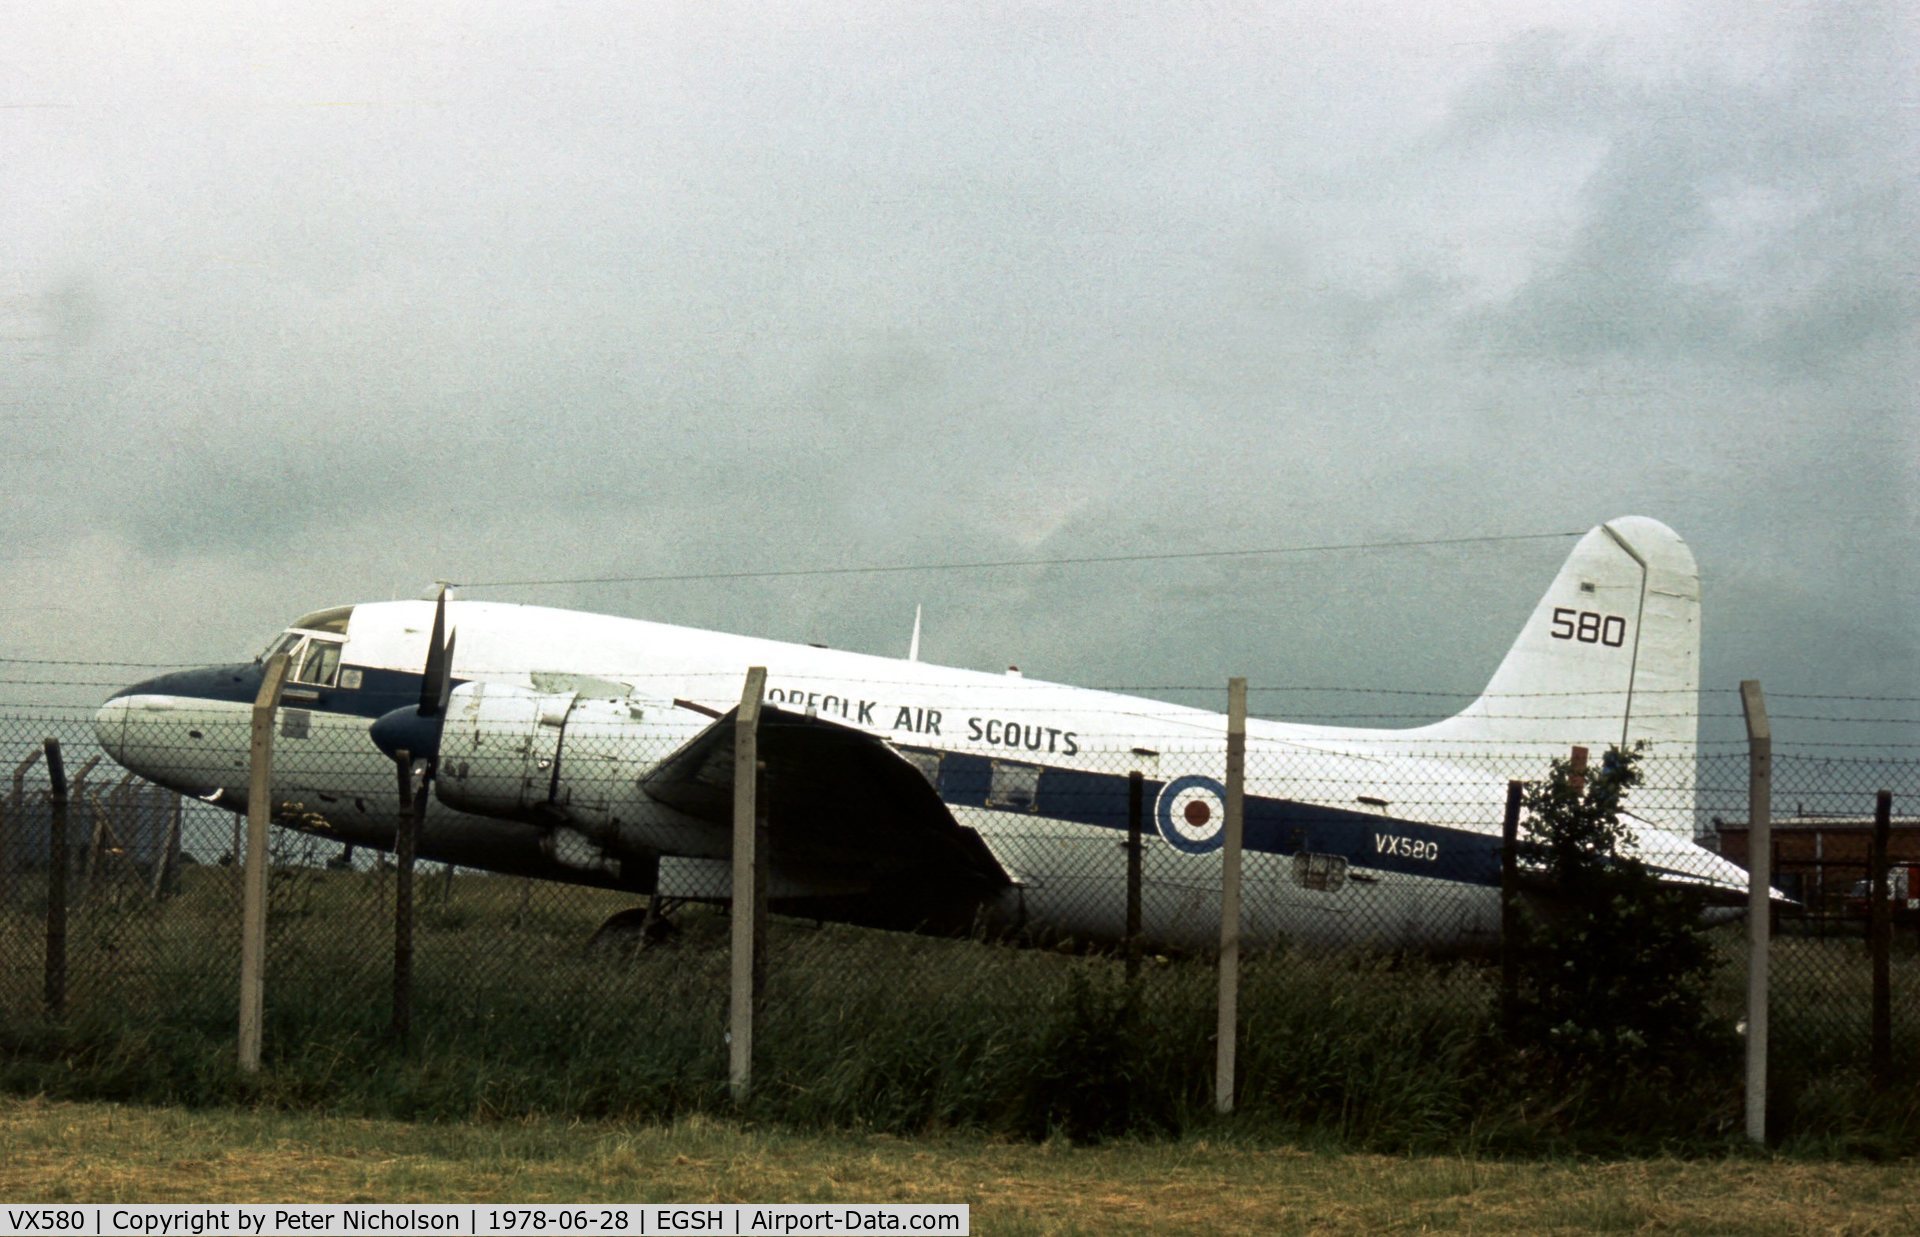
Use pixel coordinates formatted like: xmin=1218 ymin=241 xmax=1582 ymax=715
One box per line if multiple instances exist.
xmin=2 ymin=707 xmax=1909 ymax=754
xmin=0 ymin=657 xmax=211 ymax=668
xmin=0 ymin=659 xmax=1724 ymax=695
xmin=7 ymin=675 xmax=1916 ymax=718
xmin=3 ymin=658 xmax=1910 ymax=709
xmin=452 ymin=530 xmax=1587 ymax=589
xmin=11 ymin=684 xmax=1912 ymax=729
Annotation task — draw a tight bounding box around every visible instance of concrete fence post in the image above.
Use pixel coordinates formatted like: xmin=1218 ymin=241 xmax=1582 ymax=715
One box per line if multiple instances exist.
xmin=43 ymin=739 xmax=67 ymax=1017
xmin=730 ymin=666 xmax=767 ymax=1105
xmin=239 ymin=651 xmax=291 ymax=1074
xmin=1125 ymin=771 xmax=1144 ymax=983
xmin=1871 ymin=789 xmax=1893 ymax=1084
xmin=1740 ymin=679 xmax=1771 ymax=1146
xmin=1500 ymin=779 xmax=1524 ymax=1038
xmin=1216 ymin=677 xmax=1247 ymax=1116
xmin=0 ymin=777 xmax=9 ymax=913
xmin=392 ymin=753 xmax=420 ymax=1045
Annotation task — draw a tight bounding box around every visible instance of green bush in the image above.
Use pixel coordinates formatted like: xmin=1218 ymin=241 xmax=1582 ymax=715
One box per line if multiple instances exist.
xmin=1506 ymin=745 xmax=1737 ymax=1117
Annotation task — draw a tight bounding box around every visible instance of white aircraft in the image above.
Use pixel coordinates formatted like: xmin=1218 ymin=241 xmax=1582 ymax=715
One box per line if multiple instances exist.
xmin=92 ymin=516 xmax=1751 ymax=952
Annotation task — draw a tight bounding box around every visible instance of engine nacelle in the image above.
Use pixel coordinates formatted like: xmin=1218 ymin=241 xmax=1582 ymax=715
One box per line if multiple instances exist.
xmin=431 ymin=679 xmax=711 ymax=837
xmin=432 ymin=681 xmax=575 ymax=817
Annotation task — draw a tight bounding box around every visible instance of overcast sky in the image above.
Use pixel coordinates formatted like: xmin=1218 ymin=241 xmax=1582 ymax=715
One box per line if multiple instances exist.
xmin=3 ymin=2 xmax=1914 ymax=752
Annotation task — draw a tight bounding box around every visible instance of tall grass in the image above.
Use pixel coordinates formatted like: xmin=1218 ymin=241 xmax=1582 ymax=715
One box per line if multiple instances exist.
xmin=2 ymin=867 xmax=1916 ymax=1153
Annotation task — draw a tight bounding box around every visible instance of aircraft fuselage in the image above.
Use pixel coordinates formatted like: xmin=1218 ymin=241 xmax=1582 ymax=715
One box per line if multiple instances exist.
xmin=92 ymin=519 xmax=1757 ymax=952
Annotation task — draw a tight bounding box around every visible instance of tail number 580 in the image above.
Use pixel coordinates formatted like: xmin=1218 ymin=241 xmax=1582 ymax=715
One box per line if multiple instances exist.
xmin=1550 ymin=607 xmax=1627 ymax=648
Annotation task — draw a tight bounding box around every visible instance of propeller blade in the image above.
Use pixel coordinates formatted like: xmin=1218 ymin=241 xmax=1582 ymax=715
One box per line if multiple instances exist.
xmin=420 ymin=588 xmax=449 ymax=716
xmin=436 ymin=631 xmax=456 ymax=713
xmin=373 ymin=587 xmax=457 ymax=765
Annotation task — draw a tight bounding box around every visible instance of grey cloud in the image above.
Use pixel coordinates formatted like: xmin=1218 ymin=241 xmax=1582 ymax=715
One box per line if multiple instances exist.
xmin=0 ymin=4 xmax=1910 ymax=743
xmin=1441 ymin=13 xmax=1915 ymax=373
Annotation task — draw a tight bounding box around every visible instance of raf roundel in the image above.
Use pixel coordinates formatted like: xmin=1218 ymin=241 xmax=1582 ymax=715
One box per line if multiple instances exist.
xmin=1155 ymin=774 xmax=1228 ymax=854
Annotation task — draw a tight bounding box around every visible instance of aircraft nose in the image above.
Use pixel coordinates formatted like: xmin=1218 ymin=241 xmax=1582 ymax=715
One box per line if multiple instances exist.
xmin=94 ymin=695 xmax=131 ymax=764
xmin=93 ymin=663 xmax=261 ymax=773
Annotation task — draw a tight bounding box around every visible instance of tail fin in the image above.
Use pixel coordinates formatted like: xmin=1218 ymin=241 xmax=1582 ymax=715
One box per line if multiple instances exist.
xmin=1413 ymin=517 xmax=1700 ymax=826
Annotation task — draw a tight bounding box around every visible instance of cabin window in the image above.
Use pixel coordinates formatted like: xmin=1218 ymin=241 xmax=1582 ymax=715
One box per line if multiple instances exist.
xmin=987 ymin=760 xmax=1040 ymax=812
xmin=293 ymin=639 xmax=343 ymax=687
xmin=1293 ymin=852 xmax=1348 ymax=892
xmin=899 ymin=748 xmax=943 ymax=789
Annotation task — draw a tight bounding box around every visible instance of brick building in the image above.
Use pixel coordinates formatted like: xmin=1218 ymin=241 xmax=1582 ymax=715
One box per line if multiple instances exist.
xmin=1713 ymin=813 xmax=1920 ymax=918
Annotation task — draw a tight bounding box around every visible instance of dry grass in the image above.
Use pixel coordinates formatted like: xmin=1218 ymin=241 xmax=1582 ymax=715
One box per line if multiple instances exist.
xmin=2 ymin=1097 xmax=1916 ymax=1235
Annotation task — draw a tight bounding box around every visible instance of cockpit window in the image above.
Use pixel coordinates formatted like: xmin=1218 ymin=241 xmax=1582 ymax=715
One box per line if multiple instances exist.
xmin=257 ymin=605 xmax=355 ymax=666
xmin=293 ymin=639 xmax=343 ymax=687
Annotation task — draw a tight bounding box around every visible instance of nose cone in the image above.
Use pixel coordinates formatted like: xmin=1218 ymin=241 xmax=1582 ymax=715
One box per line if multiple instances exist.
xmin=93 ymin=662 xmax=263 ymax=777
xmin=94 ymin=695 xmax=131 ymax=764
xmin=371 ymin=706 xmax=442 ymax=763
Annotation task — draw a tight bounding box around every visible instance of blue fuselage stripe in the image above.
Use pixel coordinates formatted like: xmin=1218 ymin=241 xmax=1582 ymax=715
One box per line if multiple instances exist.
xmin=111 ymin=669 xmax=1505 ymax=889
xmin=111 ymin=663 xmax=456 ymax=721
xmin=929 ymin=751 xmax=1501 ymax=887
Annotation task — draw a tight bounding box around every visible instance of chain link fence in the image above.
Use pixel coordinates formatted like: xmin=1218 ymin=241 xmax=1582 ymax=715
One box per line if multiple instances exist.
xmin=2 ymin=701 xmax=1915 ymax=1140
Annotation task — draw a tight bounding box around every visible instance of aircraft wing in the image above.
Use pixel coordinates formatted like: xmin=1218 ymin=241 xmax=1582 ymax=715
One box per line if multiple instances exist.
xmin=640 ymin=705 xmax=1011 ymax=899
